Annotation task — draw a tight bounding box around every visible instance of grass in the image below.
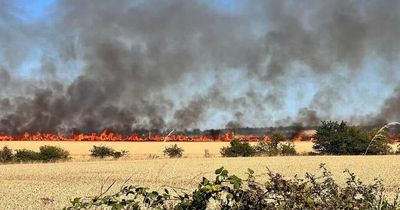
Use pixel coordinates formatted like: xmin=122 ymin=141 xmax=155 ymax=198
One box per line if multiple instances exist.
xmin=0 ymin=141 xmax=399 ymax=209
xmin=1 ymin=155 xmax=400 ymax=209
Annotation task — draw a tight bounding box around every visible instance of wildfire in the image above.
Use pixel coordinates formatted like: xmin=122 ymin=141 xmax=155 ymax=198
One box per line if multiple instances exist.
xmin=0 ymin=129 xmax=324 ymax=142
xmin=0 ymin=130 xmax=262 ymax=142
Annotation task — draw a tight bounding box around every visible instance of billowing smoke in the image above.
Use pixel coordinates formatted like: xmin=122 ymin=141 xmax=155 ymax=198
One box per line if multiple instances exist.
xmin=374 ymin=85 xmax=400 ymax=123
xmin=0 ymin=0 xmax=399 ymax=134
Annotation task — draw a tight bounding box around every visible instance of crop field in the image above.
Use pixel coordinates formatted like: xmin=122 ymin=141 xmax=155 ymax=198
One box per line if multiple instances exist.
xmin=0 ymin=141 xmax=315 ymax=160
xmin=0 ymin=151 xmax=400 ymax=209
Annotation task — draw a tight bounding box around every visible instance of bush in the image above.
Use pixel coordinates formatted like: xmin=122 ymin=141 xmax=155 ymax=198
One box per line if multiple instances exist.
xmin=253 ymin=141 xmax=279 ymax=156
xmin=39 ymin=145 xmax=70 ymax=162
xmin=0 ymin=146 xmax=13 ymax=163
xmin=254 ymin=138 xmax=297 ymax=156
xmin=65 ymin=164 xmax=400 ymax=210
xmin=221 ymin=139 xmax=256 ymax=157
xmin=90 ymin=145 xmax=128 ymax=159
xmin=163 ymin=144 xmax=184 ymax=158
xmin=313 ymin=121 xmax=392 ymax=155
xmin=111 ymin=150 xmax=128 ymax=159
xmin=15 ymin=149 xmax=41 ymax=162
xmin=279 ymin=142 xmax=297 ymax=156
xmin=270 ymin=131 xmax=287 ymax=148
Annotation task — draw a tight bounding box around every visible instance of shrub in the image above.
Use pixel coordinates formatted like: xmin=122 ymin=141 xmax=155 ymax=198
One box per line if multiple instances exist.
xmin=269 ymin=131 xmax=287 ymax=148
xmin=220 ymin=139 xmax=256 ymax=157
xmin=253 ymin=140 xmax=279 ymax=156
xmin=279 ymin=142 xmax=297 ymax=156
xmin=39 ymin=145 xmax=70 ymax=162
xmin=111 ymin=150 xmax=128 ymax=159
xmin=65 ymin=164 xmax=400 ymax=210
xmin=90 ymin=145 xmax=128 ymax=159
xmin=15 ymin=149 xmax=41 ymax=162
xmin=163 ymin=144 xmax=183 ymax=158
xmin=0 ymin=146 xmax=13 ymax=163
xmin=313 ymin=121 xmax=392 ymax=155
xmin=254 ymin=138 xmax=297 ymax=156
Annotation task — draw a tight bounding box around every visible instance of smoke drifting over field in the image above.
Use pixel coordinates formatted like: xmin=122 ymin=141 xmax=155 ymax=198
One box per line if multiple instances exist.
xmin=0 ymin=0 xmax=399 ymax=134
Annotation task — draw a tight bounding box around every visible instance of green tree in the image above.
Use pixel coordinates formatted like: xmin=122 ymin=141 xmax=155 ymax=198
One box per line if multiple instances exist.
xmin=220 ymin=139 xmax=256 ymax=157
xmin=270 ymin=131 xmax=287 ymax=148
xmin=313 ymin=121 xmax=392 ymax=155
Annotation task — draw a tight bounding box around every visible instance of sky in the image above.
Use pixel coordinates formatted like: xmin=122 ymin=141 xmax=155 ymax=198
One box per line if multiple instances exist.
xmin=0 ymin=0 xmax=399 ymax=133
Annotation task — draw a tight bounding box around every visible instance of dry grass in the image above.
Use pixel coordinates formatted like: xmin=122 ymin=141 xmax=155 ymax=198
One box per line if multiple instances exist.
xmin=0 ymin=141 xmax=314 ymax=160
xmin=1 ymin=156 xmax=400 ymax=209
xmin=0 ymin=142 xmax=399 ymax=209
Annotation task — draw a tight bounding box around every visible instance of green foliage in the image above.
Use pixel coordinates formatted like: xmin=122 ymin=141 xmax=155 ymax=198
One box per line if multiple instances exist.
xmin=90 ymin=145 xmax=128 ymax=159
xmin=3 ymin=145 xmax=71 ymax=163
xmin=270 ymin=131 xmax=287 ymax=148
xmin=39 ymin=145 xmax=70 ymax=162
xmin=313 ymin=121 xmax=392 ymax=155
xmin=220 ymin=139 xmax=256 ymax=157
xmin=0 ymin=146 xmax=13 ymax=163
xmin=163 ymin=144 xmax=184 ymax=158
xmin=253 ymin=141 xmax=279 ymax=156
xmin=64 ymin=164 xmax=400 ymax=210
xmin=15 ymin=149 xmax=41 ymax=162
xmin=254 ymin=138 xmax=297 ymax=156
xmin=279 ymin=142 xmax=297 ymax=156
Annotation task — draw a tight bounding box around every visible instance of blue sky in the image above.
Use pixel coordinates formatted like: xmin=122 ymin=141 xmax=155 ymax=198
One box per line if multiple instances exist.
xmin=13 ymin=0 xmax=54 ymax=21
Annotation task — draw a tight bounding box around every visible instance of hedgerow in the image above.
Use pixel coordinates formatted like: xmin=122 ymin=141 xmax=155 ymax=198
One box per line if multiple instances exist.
xmin=0 ymin=145 xmax=70 ymax=163
xmin=64 ymin=164 xmax=400 ymax=210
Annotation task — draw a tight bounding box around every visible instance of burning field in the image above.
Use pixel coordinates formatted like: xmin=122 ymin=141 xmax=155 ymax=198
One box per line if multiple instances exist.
xmin=0 ymin=0 xmax=400 ymax=209
xmin=1 ymin=155 xmax=400 ymax=209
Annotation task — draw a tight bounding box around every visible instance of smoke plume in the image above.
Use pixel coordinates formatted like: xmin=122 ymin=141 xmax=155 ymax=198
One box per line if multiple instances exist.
xmin=0 ymin=0 xmax=399 ymax=134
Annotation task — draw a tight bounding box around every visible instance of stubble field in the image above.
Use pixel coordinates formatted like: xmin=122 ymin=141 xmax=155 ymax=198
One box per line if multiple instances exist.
xmin=0 ymin=142 xmax=399 ymax=209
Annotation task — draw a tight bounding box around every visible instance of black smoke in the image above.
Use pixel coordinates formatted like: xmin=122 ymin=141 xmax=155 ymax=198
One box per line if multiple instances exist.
xmin=0 ymin=0 xmax=399 ymax=134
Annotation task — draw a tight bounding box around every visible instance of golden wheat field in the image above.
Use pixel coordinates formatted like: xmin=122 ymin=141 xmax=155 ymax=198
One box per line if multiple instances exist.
xmin=0 ymin=141 xmax=314 ymax=160
xmin=0 ymin=142 xmax=400 ymax=209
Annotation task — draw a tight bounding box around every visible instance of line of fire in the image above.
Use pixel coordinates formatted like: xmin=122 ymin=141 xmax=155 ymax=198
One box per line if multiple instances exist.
xmin=1 ymin=126 xmax=399 ymax=142
xmin=0 ymin=127 xmax=319 ymax=142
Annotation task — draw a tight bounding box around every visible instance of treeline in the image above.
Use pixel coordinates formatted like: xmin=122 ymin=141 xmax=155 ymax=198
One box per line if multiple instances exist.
xmin=220 ymin=120 xmax=400 ymax=156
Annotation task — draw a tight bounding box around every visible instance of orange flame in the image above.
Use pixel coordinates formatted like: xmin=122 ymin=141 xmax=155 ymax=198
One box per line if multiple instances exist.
xmin=0 ymin=130 xmax=263 ymax=142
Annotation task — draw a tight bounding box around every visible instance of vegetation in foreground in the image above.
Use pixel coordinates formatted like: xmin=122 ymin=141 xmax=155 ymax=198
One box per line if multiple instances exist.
xmin=64 ymin=164 xmax=400 ymax=210
xmin=1 ymin=155 xmax=399 ymax=209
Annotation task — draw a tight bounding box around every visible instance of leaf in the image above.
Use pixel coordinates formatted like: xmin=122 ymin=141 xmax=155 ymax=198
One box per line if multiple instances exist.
xmin=72 ymin=197 xmax=81 ymax=206
xmin=247 ymin=168 xmax=254 ymax=174
xmin=111 ymin=203 xmax=122 ymax=210
xmin=306 ymin=197 xmax=314 ymax=206
xmin=233 ymin=182 xmax=240 ymax=190
xmin=221 ymin=169 xmax=228 ymax=177
xmin=215 ymin=167 xmax=224 ymax=174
